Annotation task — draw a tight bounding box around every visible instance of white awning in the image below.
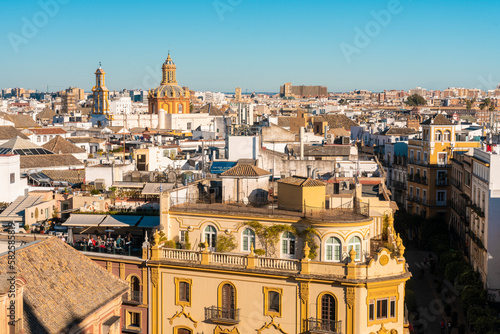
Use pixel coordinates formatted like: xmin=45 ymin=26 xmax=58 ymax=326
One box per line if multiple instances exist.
xmin=62 ymin=214 xmax=106 ymax=226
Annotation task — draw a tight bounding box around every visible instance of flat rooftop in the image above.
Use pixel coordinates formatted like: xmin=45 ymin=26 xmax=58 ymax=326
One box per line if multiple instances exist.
xmin=170 ymin=202 xmax=370 ymax=223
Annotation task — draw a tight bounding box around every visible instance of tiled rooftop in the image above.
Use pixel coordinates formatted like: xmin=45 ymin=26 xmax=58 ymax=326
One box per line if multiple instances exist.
xmin=220 ymin=164 xmax=271 ymax=177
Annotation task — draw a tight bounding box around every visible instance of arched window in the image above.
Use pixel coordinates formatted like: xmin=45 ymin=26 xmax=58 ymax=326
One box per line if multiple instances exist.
xmin=174 ymin=327 xmax=192 ymax=334
xmin=281 ymin=231 xmax=295 ymax=258
xmin=325 ymin=237 xmax=341 ymax=262
xmin=129 ymin=276 xmax=141 ymax=303
xmin=320 ymin=294 xmax=337 ymax=331
xmin=348 ymin=236 xmax=361 ymax=261
xmin=444 ymin=130 xmax=451 ymax=141
xmin=435 ymin=130 xmax=442 ymax=141
xmin=43 ymin=135 xmax=47 ymax=142
xmin=204 ymin=225 xmax=217 ymax=250
xmin=220 ymin=283 xmax=236 ymax=320
xmin=242 ymin=228 xmax=255 ymax=252
xmin=178 ymin=104 xmax=183 ymax=113
xmin=37 ymin=136 xmax=41 ymax=142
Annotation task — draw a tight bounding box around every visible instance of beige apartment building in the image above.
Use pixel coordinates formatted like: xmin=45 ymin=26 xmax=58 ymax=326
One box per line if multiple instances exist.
xmin=145 ymin=188 xmax=410 ymax=334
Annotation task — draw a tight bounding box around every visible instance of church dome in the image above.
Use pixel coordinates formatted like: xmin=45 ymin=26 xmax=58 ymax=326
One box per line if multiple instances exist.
xmin=150 ymin=84 xmax=186 ymax=98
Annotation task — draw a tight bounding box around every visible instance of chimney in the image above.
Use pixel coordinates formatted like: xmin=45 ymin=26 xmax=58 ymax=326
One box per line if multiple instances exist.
xmin=300 ymin=127 xmax=305 ymax=160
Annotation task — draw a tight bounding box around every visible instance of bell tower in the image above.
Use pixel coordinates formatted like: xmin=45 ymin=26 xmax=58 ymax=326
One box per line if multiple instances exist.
xmin=91 ymin=63 xmax=109 ymax=114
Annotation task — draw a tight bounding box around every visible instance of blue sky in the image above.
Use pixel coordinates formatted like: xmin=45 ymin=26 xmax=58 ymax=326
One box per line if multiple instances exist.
xmin=1 ymin=0 xmax=500 ymax=93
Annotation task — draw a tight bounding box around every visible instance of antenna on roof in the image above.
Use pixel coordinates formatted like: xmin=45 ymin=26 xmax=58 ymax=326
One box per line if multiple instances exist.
xmin=99 ymin=61 xmax=102 ymax=68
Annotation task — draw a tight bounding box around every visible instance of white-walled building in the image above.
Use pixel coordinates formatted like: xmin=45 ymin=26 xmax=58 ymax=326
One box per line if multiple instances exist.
xmin=468 ymin=148 xmax=500 ymax=299
xmin=0 ymin=155 xmax=28 ymax=203
xmin=109 ymin=97 xmax=132 ymax=115
xmin=163 ymin=113 xmax=224 ymax=133
xmin=220 ymin=164 xmax=271 ymax=204
xmin=85 ymin=163 xmax=136 ymax=189
xmin=227 ymin=136 xmax=260 ymax=161
xmin=24 ymin=128 xmax=68 ymax=146
xmin=110 ymin=113 xmax=158 ymax=129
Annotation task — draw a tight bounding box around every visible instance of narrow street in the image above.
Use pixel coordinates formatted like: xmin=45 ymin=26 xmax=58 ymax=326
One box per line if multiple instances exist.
xmin=406 ymin=249 xmax=468 ymax=334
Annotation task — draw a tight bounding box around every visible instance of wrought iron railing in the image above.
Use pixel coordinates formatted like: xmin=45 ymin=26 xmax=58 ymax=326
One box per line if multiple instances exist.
xmin=436 ymin=178 xmax=449 ymax=186
xmin=123 ymin=291 xmax=142 ymax=303
xmin=204 ymin=306 xmax=240 ymax=323
xmin=307 ymin=318 xmax=342 ymax=333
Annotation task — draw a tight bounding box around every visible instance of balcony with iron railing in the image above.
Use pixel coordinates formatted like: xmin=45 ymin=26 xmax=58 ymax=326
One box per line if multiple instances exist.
xmin=411 ymin=174 xmax=428 ymax=185
xmin=391 ymin=180 xmax=407 ymax=190
xmin=204 ymin=306 xmax=240 ymax=325
xmin=122 ymin=291 xmax=142 ymax=304
xmin=407 ymin=196 xmax=450 ymax=207
xmin=436 ymin=178 xmax=449 ymax=186
xmin=450 ymin=177 xmax=462 ymax=190
xmin=408 ymin=158 xmax=451 ymax=168
xmin=408 ymin=158 xmax=429 ymax=167
xmin=306 ymin=318 xmax=342 ymax=334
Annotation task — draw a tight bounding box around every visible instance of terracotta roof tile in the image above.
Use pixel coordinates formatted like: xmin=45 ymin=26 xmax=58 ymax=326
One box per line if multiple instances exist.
xmin=278 ymin=176 xmax=325 ymax=187
xmin=67 ymin=136 xmax=106 ymax=144
xmin=421 ymin=113 xmax=452 ymax=125
xmin=0 ymin=237 xmax=128 ymax=334
xmin=42 ymin=135 xmax=86 ymax=154
xmin=20 ymin=154 xmax=84 ymax=169
xmin=1 ymin=114 xmax=39 ymax=128
xmin=0 ymin=126 xmax=29 ymax=140
xmin=221 ymin=164 xmax=271 ymax=177
xmin=28 ymin=127 xmax=67 ymax=135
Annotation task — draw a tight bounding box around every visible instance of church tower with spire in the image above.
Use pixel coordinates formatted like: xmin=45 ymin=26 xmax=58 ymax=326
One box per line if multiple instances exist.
xmin=91 ymin=64 xmax=110 ymax=114
xmin=148 ymin=54 xmax=190 ymax=119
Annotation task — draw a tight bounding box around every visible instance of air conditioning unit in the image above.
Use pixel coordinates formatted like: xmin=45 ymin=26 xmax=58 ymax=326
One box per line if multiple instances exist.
xmin=94 ymin=179 xmax=106 ymax=190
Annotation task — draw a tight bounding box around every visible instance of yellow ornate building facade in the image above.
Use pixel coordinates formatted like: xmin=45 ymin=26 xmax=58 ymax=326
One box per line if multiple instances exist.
xmin=406 ymin=114 xmax=481 ymax=219
xmin=145 ymin=192 xmax=410 ymax=334
xmin=91 ymin=64 xmax=110 ymax=114
xmin=148 ymin=54 xmax=191 ymax=117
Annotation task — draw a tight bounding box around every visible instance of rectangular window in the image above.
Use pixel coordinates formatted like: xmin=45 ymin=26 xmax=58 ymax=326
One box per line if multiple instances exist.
xmin=179 ymin=281 xmax=189 ymax=302
xmin=465 ymin=171 xmax=470 ymax=186
xmin=326 ymin=245 xmax=332 ymax=260
xmin=175 ymin=278 xmax=192 ymax=307
xmin=268 ymin=291 xmax=280 ymax=313
xmin=10 ymin=173 xmax=15 ymax=184
xmin=390 ymin=297 xmax=396 ymax=318
xmin=179 ymin=230 xmax=186 ymax=243
xmin=369 ymin=300 xmax=375 ymax=321
xmin=438 ymin=152 xmax=447 ymax=165
xmin=264 ymin=287 xmax=283 ymax=317
xmin=129 ymin=312 xmax=140 ymax=327
xmin=377 ymin=299 xmax=388 ymax=319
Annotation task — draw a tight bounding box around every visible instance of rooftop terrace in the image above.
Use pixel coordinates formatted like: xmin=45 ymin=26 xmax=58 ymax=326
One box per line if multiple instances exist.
xmin=170 ymin=199 xmax=371 ymax=223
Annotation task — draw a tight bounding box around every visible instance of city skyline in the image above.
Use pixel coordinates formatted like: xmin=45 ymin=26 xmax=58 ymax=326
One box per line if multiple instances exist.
xmin=2 ymin=0 xmax=500 ymax=92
